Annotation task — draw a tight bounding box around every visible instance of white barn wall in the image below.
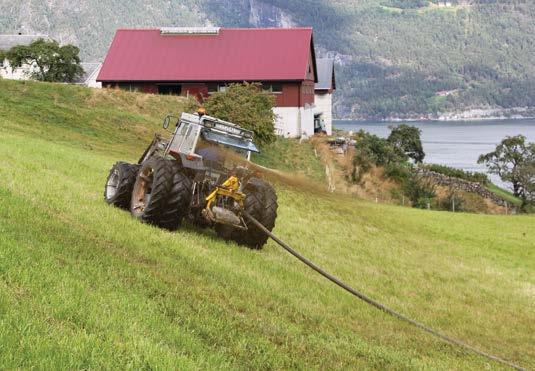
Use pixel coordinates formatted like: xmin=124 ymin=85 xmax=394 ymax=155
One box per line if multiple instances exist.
xmin=314 ymin=92 xmax=333 ymax=135
xmin=273 ymin=106 xmax=315 ymax=138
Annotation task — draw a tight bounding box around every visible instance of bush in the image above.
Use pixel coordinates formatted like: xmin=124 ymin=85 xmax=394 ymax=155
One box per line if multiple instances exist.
xmin=352 ymin=149 xmax=372 ymax=183
xmin=423 ymin=164 xmax=489 ymax=183
xmin=384 ymin=162 xmax=412 ymax=183
xmin=355 ymin=130 xmax=408 ymax=166
xmin=437 ymin=191 xmax=466 ymax=212
xmin=403 ymin=174 xmax=437 ymax=209
xmin=203 ymin=82 xmax=276 ymax=146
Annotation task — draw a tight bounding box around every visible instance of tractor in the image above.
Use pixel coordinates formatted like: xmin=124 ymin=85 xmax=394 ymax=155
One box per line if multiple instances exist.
xmin=104 ymin=110 xmax=278 ymax=249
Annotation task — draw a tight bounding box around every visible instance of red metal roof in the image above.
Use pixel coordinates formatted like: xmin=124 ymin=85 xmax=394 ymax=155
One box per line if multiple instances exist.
xmin=97 ymin=28 xmax=317 ymax=82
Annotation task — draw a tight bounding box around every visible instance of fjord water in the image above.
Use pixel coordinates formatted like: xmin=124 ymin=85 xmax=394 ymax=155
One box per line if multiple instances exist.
xmin=334 ymin=119 xmax=535 ymax=188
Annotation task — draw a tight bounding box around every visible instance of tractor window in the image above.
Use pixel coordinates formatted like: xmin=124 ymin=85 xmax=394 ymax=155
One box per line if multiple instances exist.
xmin=196 ymin=136 xmax=224 ymax=161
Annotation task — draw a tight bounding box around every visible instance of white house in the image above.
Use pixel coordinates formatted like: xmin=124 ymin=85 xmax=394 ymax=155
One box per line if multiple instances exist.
xmin=314 ymin=58 xmax=336 ymax=135
xmin=0 ymin=34 xmax=49 ymax=80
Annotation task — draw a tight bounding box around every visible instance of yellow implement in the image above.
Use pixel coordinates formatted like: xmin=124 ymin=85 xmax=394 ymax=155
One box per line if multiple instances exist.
xmin=205 ymin=175 xmax=246 ymax=211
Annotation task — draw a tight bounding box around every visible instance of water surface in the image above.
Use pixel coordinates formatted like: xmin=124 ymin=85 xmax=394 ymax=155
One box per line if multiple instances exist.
xmin=334 ymin=119 xmax=535 ymax=188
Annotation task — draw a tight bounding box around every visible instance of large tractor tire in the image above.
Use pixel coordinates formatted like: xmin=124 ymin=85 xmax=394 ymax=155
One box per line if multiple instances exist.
xmin=104 ymin=162 xmax=140 ymax=209
xmin=130 ymin=156 xmax=192 ymax=230
xmin=229 ymin=178 xmax=278 ymax=249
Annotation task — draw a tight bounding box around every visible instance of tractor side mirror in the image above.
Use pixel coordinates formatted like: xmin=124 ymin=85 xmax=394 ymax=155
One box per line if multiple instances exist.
xmin=163 ymin=116 xmax=171 ymax=130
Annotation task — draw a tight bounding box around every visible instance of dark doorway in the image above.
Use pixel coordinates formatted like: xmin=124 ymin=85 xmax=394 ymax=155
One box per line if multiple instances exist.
xmin=158 ymin=84 xmax=182 ymax=95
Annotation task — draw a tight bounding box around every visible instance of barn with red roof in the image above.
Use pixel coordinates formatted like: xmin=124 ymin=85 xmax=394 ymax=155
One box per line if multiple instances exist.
xmin=97 ymin=27 xmax=332 ymax=138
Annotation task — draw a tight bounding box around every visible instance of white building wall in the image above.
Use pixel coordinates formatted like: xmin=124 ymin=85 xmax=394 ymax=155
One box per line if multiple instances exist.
xmin=300 ymin=104 xmax=315 ymax=138
xmin=314 ymin=92 xmax=333 ymax=135
xmin=0 ymin=59 xmax=36 ymax=80
xmin=273 ymin=105 xmax=315 ymax=138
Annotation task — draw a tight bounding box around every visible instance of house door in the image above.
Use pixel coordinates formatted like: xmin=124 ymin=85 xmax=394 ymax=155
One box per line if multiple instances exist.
xmin=158 ymin=84 xmax=182 ymax=95
xmin=314 ymin=113 xmax=325 ymax=133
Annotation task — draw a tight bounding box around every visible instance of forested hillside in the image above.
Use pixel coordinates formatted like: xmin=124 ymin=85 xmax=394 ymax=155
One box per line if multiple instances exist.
xmin=1 ymin=0 xmax=534 ymax=119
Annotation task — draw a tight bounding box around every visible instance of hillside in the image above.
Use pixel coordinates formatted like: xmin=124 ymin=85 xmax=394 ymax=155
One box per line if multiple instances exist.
xmin=1 ymin=0 xmax=534 ymax=119
xmin=0 ymin=79 xmax=534 ymax=369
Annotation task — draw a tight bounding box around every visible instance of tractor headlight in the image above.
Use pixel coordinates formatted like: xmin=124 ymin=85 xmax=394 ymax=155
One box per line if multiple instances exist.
xmin=203 ymin=120 xmax=215 ymax=128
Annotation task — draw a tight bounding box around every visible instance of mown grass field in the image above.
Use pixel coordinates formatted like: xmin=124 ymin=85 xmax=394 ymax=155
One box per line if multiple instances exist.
xmin=0 ymin=79 xmax=533 ymax=369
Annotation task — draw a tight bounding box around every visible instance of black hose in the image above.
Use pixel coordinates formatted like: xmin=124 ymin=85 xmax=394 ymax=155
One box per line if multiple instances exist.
xmin=243 ymin=212 xmax=525 ymax=370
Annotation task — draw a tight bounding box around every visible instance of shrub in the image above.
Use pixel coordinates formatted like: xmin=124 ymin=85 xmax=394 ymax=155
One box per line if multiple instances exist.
xmin=384 ymin=162 xmax=412 ymax=183
xmin=203 ymin=82 xmax=276 ymax=146
xmin=437 ymin=191 xmax=466 ymax=212
xmin=352 ymin=149 xmax=372 ymax=183
xmin=355 ymin=130 xmax=408 ymax=166
xmin=403 ymin=173 xmax=437 ymax=209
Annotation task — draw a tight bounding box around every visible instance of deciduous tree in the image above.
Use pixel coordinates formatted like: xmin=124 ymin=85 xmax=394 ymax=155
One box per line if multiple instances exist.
xmin=478 ymin=135 xmax=535 ymax=205
xmin=203 ymin=82 xmax=276 ymax=146
xmin=387 ymin=124 xmax=425 ymax=163
xmin=4 ymin=38 xmax=84 ymax=83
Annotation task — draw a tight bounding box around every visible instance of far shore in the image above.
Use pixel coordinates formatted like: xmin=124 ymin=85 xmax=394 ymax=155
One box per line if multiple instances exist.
xmin=335 ymin=115 xmax=535 ymax=123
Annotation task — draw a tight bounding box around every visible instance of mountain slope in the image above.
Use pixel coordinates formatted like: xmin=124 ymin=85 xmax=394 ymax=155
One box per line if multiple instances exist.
xmin=0 ymin=79 xmax=534 ymax=369
xmin=1 ymin=0 xmax=535 ymax=119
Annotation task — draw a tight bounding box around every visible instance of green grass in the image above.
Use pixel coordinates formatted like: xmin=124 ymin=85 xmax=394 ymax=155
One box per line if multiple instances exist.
xmin=0 ymin=79 xmax=534 ymax=369
xmin=485 ymin=183 xmax=523 ymax=207
xmin=252 ymin=138 xmax=326 ymax=182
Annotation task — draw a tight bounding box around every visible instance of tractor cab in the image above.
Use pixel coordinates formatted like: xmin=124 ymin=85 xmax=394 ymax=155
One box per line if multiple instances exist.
xmin=164 ymin=112 xmax=259 ymax=170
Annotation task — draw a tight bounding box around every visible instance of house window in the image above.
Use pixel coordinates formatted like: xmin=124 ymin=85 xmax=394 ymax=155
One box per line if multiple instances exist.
xmin=218 ymin=84 xmax=228 ymax=92
xmin=271 ymin=83 xmax=282 ymax=93
xmin=207 ymin=83 xmax=218 ymax=93
xmin=158 ymin=84 xmax=182 ymax=95
xmin=261 ymin=82 xmax=282 ymax=94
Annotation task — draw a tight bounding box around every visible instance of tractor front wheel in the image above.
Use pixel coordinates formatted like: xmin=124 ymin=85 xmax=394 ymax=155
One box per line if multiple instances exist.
xmin=104 ymin=162 xmax=140 ymax=209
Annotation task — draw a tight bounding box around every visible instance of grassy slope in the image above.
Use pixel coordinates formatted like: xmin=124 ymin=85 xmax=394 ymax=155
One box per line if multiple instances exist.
xmin=485 ymin=183 xmax=523 ymax=207
xmin=0 ymin=80 xmax=533 ymax=369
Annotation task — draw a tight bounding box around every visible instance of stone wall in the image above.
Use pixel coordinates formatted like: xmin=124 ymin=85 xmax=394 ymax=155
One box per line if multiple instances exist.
xmin=416 ymin=169 xmax=515 ymax=209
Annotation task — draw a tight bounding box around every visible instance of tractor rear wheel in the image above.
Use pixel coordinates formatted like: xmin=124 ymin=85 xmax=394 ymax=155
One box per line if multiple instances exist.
xmin=130 ymin=156 xmax=192 ymax=230
xmin=231 ymin=178 xmax=278 ymax=249
xmin=104 ymin=162 xmax=140 ymax=209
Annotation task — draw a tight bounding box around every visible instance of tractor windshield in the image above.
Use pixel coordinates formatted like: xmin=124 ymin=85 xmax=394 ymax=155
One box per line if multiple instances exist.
xmin=202 ymin=131 xmax=259 ymax=153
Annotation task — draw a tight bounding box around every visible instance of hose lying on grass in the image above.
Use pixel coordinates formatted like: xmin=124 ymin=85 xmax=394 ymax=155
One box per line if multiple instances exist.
xmin=243 ymin=211 xmax=525 ymax=371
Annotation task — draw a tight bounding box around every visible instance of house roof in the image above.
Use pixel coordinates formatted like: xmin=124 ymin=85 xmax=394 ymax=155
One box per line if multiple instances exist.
xmin=97 ymin=28 xmax=317 ymax=83
xmin=0 ymin=34 xmax=49 ymax=50
xmin=315 ymin=58 xmax=335 ymax=91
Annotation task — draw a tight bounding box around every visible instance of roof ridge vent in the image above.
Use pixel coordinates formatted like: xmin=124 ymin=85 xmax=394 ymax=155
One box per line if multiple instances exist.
xmin=160 ymin=27 xmax=220 ymax=35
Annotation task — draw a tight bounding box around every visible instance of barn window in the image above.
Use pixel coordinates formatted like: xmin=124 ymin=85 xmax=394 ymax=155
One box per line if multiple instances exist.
xmin=261 ymin=83 xmax=282 ymax=94
xmin=271 ymin=83 xmax=282 ymax=93
xmin=158 ymin=84 xmax=182 ymax=95
xmin=207 ymin=83 xmax=218 ymax=93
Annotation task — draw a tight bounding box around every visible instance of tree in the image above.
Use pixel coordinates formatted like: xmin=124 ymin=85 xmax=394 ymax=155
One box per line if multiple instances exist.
xmin=355 ymin=130 xmax=408 ymax=166
xmin=478 ymin=135 xmax=535 ymax=203
xmin=388 ymin=124 xmax=425 ymax=163
xmin=203 ymin=82 xmax=276 ymax=146
xmin=517 ymin=153 xmax=535 ymax=204
xmin=3 ymin=38 xmax=84 ymax=82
